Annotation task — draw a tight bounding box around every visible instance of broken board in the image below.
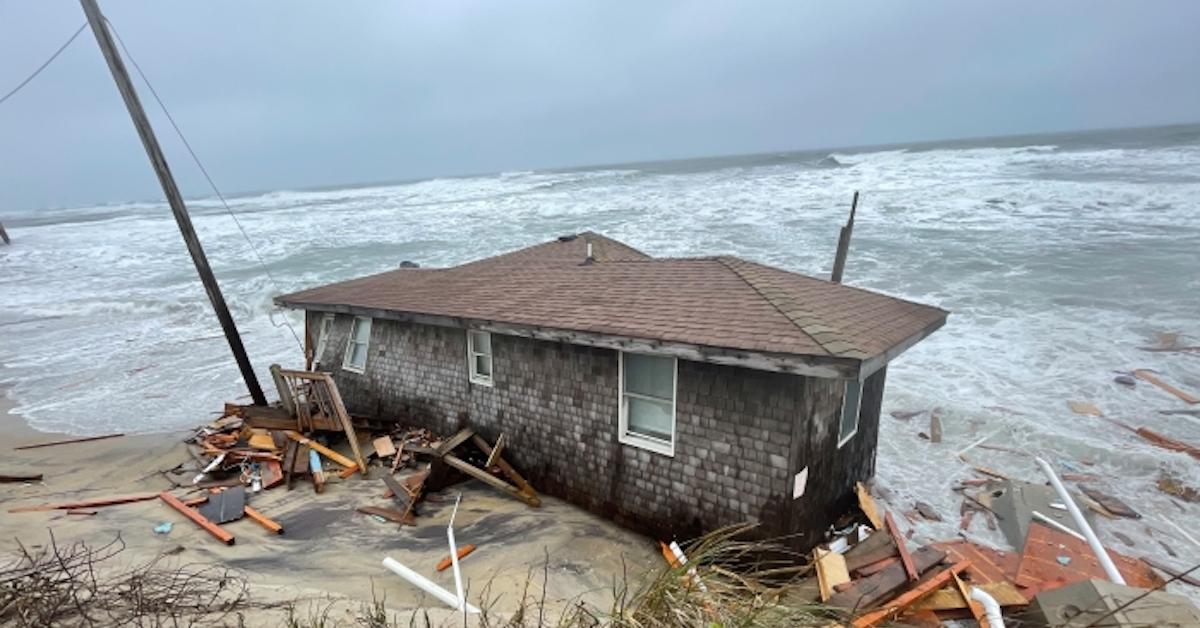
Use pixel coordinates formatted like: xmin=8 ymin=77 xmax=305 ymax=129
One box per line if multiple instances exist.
xmin=1014 ymin=523 xmax=1164 ymax=599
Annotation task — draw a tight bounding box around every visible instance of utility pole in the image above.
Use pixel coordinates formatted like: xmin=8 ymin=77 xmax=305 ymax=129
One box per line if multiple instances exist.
xmin=830 ymin=191 xmax=859 ymax=284
xmin=80 ymin=0 xmax=267 ymax=406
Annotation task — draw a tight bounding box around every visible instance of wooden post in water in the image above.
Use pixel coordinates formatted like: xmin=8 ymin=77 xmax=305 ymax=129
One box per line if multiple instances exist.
xmin=79 ymin=0 xmax=267 ymax=406
xmin=0 ymin=222 xmax=9 ymax=245
xmin=830 ymin=191 xmax=859 ymax=284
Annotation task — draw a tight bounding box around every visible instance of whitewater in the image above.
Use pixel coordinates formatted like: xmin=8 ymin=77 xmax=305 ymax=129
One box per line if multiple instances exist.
xmin=2 ymin=124 xmax=1199 ymax=579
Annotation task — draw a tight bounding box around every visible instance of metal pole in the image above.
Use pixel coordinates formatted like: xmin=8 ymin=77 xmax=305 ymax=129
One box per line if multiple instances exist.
xmin=79 ymin=0 xmax=266 ymax=406
xmin=830 ymin=191 xmax=858 ymax=283
xmin=1034 ymin=457 xmax=1126 ymax=585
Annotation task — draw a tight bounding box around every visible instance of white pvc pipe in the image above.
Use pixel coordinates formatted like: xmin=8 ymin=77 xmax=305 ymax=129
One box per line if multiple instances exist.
xmin=970 ymin=587 xmax=1005 ymax=628
xmin=1034 ymin=457 xmax=1125 ymax=585
xmin=382 ymin=557 xmax=481 ymax=613
xmin=446 ymin=494 xmax=476 ymax=614
xmin=1031 ymin=510 xmax=1087 ymax=542
xmin=192 ymin=453 xmax=225 ymax=484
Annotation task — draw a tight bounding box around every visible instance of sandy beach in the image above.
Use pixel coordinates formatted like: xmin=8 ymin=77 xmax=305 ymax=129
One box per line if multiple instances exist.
xmin=0 ymin=387 xmax=660 ymax=625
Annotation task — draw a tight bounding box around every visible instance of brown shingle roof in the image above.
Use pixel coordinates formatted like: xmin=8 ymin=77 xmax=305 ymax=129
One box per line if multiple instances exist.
xmin=276 ymin=233 xmax=947 ymax=362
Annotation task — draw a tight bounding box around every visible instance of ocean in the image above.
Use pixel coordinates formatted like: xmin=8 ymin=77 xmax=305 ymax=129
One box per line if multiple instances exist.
xmin=2 ymin=123 xmax=1199 ymax=570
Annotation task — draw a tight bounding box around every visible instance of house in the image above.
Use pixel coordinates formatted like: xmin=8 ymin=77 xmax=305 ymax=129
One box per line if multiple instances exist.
xmin=274 ymin=233 xmax=948 ymax=549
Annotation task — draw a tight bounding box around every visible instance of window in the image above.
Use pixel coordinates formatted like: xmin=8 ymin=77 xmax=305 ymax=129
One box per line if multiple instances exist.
xmin=619 ymin=352 xmax=676 ymax=456
xmin=342 ymin=316 xmax=372 ymax=372
xmin=838 ymin=381 xmax=862 ymax=447
xmin=313 ymin=313 xmax=334 ymax=365
xmin=467 ymin=330 xmax=493 ymax=386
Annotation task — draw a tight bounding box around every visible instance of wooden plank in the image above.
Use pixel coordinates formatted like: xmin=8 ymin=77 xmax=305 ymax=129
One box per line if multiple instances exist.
xmin=844 ymin=530 xmax=897 ymax=571
xmin=285 ymin=431 xmax=357 ymax=470
xmin=951 ymin=572 xmax=987 ymax=626
xmin=470 ymin=434 xmax=540 ymax=506
xmin=373 ymin=436 xmax=397 ymax=459
xmin=318 ymin=375 xmax=369 ymax=476
xmin=856 ymin=482 xmax=884 ymax=529
xmin=158 ymin=492 xmax=234 ymax=545
xmin=484 ymin=433 xmax=506 ymax=468
xmin=247 ymin=430 xmax=278 ymax=451
xmin=851 ymin=561 xmax=970 ymax=627
xmin=815 ymin=548 xmax=851 ymax=601
xmin=244 ymin=505 xmax=284 ymax=534
xmin=885 ymin=512 xmax=918 ymax=582
xmin=435 ymin=428 xmax=476 ymax=457
xmin=1133 ymin=426 xmax=1200 ymax=461
xmin=1143 ymin=556 xmax=1200 ymax=587
xmin=436 ymin=544 xmax=477 ymax=571
xmin=911 ymin=581 xmax=1026 ymax=612
xmin=66 ymin=509 xmax=97 ymax=516
xmin=356 ymin=505 xmax=413 ymax=525
xmin=1014 ymin=523 xmax=1163 ymax=598
xmin=443 ymin=453 xmax=539 ymax=507
xmin=14 ymin=433 xmax=124 ymax=450
xmin=931 ymin=540 xmax=1020 ymax=585
xmin=8 ymin=491 xmax=160 ymax=513
xmin=0 ymin=473 xmax=43 ymax=483
xmin=1134 ymin=369 xmax=1199 ymax=404
xmin=854 ymin=557 xmax=899 ymax=578
xmin=828 ymin=546 xmax=948 ymax=610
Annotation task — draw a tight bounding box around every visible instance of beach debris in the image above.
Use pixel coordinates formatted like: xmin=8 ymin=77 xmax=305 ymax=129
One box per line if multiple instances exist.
xmin=890 ymin=409 xmax=925 ymax=420
xmin=1014 ymin=524 xmax=1162 ymax=596
xmin=436 ymin=544 xmax=477 ymax=572
xmin=1078 ymin=486 xmax=1141 ymax=519
xmin=8 ymin=491 xmax=160 ymax=513
xmin=243 ymin=505 xmax=283 ymax=534
xmin=1112 ymin=531 xmax=1135 ymax=547
xmin=356 ymin=505 xmax=412 ymax=525
xmin=855 ymin=482 xmax=883 ymax=530
xmin=1067 ymin=400 xmax=1102 ymax=416
xmin=1139 ymin=331 xmax=1200 ymax=353
xmin=373 ymin=435 xmax=397 ymax=458
xmin=158 ymin=492 xmax=235 ymax=545
xmin=1132 ymin=369 xmax=1199 ymax=404
xmin=1113 ymin=372 xmax=1137 ymax=387
xmin=309 ymin=449 xmax=326 ymax=493
xmin=154 ymin=522 xmax=173 ymax=535
xmin=1143 ymin=557 xmax=1200 ymax=588
xmin=928 ymin=409 xmax=943 ymax=443
xmin=828 ymin=545 xmax=947 ymax=609
xmin=987 ymin=479 xmax=1091 ymax=548
xmin=850 ymin=560 xmax=969 ymax=627
xmin=197 ymin=486 xmax=245 ymax=524
xmin=1156 ymin=474 xmax=1200 ymax=503
xmin=192 ymin=453 xmax=226 ymax=485
xmin=815 ymin=547 xmax=851 ymax=601
xmin=382 ymin=556 xmax=481 ymax=613
xmin=914 ymin=501 xmax=942 ymax=522
xmin=0 ymin=473 xmax=43 ymax=483
xmin=13 ymin=432 xmax=125 ymax=451
xmin=883 ymin=512 xmax=918 ymax=582
xmin=1027 ymin=578 xmax=1200 ymax=626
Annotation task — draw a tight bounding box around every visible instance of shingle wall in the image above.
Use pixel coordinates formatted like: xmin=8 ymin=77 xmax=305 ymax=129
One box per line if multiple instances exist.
xmin=309 ymin=312 xmax=882 ymax=547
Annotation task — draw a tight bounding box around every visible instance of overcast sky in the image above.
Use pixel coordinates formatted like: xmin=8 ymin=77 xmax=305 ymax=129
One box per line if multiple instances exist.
xmin=2 ymin=1 xmax=1198 ymax=211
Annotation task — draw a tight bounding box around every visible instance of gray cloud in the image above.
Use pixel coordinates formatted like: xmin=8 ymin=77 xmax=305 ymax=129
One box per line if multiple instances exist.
xmin=2 ymin=1 xmax=1198 ymax=210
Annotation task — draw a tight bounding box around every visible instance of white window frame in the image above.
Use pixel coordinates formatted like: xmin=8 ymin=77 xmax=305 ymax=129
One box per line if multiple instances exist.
xmin=466 ymin=330 xmax=493 ymax=387
xmin=313 ymin=313 xmax=334 ymax=365
xmin=617 ymin=351 xmax=677 ymax=457
xmin=837 ymin=380 xmax=862 ymax=448
xmin=342 ymin=316 xmax=372 ymax=373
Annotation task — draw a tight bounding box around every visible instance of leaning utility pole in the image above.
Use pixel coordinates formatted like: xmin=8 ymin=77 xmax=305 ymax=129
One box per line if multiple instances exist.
xmin=830 ymin=191 xmax=859 ymax=284
xmin=79 ymin=0 xmax=267 ymax=406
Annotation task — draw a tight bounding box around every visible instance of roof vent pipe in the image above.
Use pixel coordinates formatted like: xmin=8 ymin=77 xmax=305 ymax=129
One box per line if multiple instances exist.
xmin=582 ymin=239 xmax=595 ymax=265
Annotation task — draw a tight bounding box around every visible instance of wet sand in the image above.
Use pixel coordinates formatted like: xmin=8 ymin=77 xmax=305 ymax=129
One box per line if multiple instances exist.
xmin=0 ymin=389 xmax=659 ymax=625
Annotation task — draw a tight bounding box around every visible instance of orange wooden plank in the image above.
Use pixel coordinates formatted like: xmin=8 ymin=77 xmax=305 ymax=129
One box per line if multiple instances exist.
xmin=243 ymin=505 xmax=283 ymax=534
xmin=9 ymin=491 xmax=160 ymax=513
xmin=158 ymin=492 xmax=235 ymax=545
xmin=435 ymin=544 xmax=476 ymax=571
xmin=852 ymin=561 xmax=970 ymax=627
xmin=1014 ymin=523 xmax=1162 ymax=599
xmin=885 ymin=511 xmax=918 ymax=582
xmin=932 ymin=539 xmax=1020 ymax=585
xmin=1133 ymin=369 xmax=1199 ymax=404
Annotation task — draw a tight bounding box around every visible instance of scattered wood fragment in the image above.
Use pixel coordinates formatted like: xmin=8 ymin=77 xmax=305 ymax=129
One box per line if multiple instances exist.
xmin=853 ymin=557 xmax=899 ymax=578
xmin=828 ymin=546 xmax=948 ymax=610
xmin=1078 ymin=486 xmax=1140 ymax=519
xmin=856 ymin=482 xmax=883 ymax=530
xmin=890 ymin=410 xmax=925 ymax=420
xmin=815 ymin=548 xmax=851 ymax=601
xmin=973 ymin=466 xmax=1010 ymax=480
xmin=484 ymin=433 xmax=506 ymax=469
xmin=1132 ymin=426 xmax=1200 ymax=461
xmin=928 ymin=410 xmax=943 ymax=443
xmin=1157 ymin=475 xmax=1200 ymax=503
xmin=0 ymin=473 xmax=43 ymax=483
xmin=247 ymin=430 xmax=277 ymax=451
xmin=1133 ymin=369 xmax=1199 ymax=404
xmin=244 ymin=505 xmax=283 ymax=534
xmin=951 ymin=572 xmax=986 ymax=625
xmin=470 ymin=434 xmax=540 ymax=505
xmin=373 ymin=436 xmax=397 ymax=458
xmin=443 ymin=451 xmax=540 ymax=507
xmin=851 ymin=561 xmax=970 ymax=627
xmin=8 ymin=491 xmax=159 ymax=513
xmin=914 ymin=501 xmax=942 ymax=522
xmin=356 ymin=505 xmax=412 ymax=525
xmin=158 ymin=492 xmax=234 ymax=545
xmin=66 ymin=509 xmax=98 ymax=516
xmin=13 ymin=433 xmax=124 ymax=450
xmin=910 ymin=581 xmax=1025 ymax=612
xmin=1143 ymin=556 xmax=1200 ymax=588
xmin=1067 ymin=400 xmax=1102 ymax=416
xmin=436 ymin=544 xmax=476 ymax=572
xmin=884 ymin=512 xmax=918 ymax=582
xmin=844 ymin=530 xmax=898 ymax=572
xmin=285 ymin=431 xmax=358 ymax=470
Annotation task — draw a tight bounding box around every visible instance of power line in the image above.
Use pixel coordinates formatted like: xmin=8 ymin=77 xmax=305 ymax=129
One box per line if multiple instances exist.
xmin=0 ymin=23 xmax=87 ymax=107
xmin=103 ymin=17 xmax=305 ymax=353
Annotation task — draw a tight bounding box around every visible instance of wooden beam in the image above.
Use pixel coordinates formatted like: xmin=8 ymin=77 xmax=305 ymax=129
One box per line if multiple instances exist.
xmin=828 ymin=546 xmax=948 ymax=610
xmin=443 ymin=453 xmax=539 ymax=507
xmin=885 ymin=512 xmax=918 ymax=582
xmin=484 ymin=433 xmax=506 ymax=468
xmin=284 ymin=431 xmax=357 ymax=470
xmin=856 ymin=482 xmax=883 ymax=530
xmin=244 ymin=505 xmax=284 ymax=534
xmin=319 ymin=374 xmax=369 ymax=475
xmin=952 ymin=572 xmax=987 ymax=626
xmin=1134 ymin=369 xmax=1199 ymax=404
xmin=850 ymin=561 xmax=970 ymax=627
xmin=470 ymin=434 xmax=540 ymax=505
xmin=436 ymin=544 xmax=477 ymax=572
xmin=357 ymin=505 xmax=413 ymax=525
xmin=158 ymin=492 xmax=234 ymax=545
xmin=14 ymin=433 xmax=124 ymax=451
xmin=9 ymin=491 xmax=160 ymax=513
xmin=435 ymin=428 xmax=475 ymax=456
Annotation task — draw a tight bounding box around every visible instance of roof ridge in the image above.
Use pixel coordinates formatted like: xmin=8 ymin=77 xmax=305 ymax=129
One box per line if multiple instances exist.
xmin=716 ymin=256 xmax=871 ymax=359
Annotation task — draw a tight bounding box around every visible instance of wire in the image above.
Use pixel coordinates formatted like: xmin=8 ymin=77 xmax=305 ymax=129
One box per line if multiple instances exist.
xmin=103 ymin=17 xmax=305 ymax=353
xmin=0 ymin=23 xmax=87 ymax=107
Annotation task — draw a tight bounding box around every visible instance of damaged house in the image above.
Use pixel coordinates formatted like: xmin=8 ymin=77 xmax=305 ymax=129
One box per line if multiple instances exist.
xmin=274 ymin=233 xmax=947 ymax=549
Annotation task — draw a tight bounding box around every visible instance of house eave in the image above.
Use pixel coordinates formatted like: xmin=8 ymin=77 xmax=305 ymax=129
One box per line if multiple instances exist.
xmin=858 ymin=313 xmax=948 ymax=379
xmin=276 ymin=298 xmax=863 ymax=379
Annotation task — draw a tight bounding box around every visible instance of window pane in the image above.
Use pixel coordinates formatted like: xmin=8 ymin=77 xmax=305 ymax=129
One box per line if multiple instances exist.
xmin=624 ymin=353 xmax=673 ymax=399
xmin=474 ymin=354 xmax=491 ymax=378
xmin=627 ymin=397 xmax=672 ymax=441
xmin=470 ymin=331 xmax=491 ymax=354
xmin=840 ymin=382 xmax=861 ymax=441
xmin=350 ymin=342 xmax=367 ymax=368
xmin=354 ymin=318 xmax=372 ymax=343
